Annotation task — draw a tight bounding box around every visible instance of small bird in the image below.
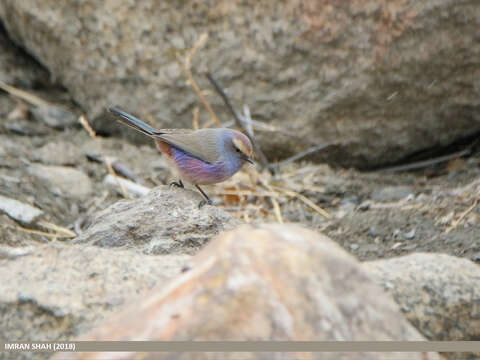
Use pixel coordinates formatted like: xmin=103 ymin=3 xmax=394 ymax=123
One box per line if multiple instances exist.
xmin=108 ymin=107 xmax=254 ymax=206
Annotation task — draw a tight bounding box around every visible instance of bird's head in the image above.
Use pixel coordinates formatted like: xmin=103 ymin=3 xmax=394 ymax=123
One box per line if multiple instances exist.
xmin=230 ymin=132 xmax=254 ymax=165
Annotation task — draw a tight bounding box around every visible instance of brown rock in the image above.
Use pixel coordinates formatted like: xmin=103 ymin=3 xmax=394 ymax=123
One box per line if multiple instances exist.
xmin=59 ymin=224 xmax=438 ymax=360
xmin=1 ymin=1 xmax=479 ymax=167
xmin=74 ymin=186 xmax=240 ymax=254
xmin=364 ymin=253 xmax=480 ymax=341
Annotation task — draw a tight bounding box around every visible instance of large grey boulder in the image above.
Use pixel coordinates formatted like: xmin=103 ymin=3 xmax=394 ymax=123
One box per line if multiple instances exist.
xmin=0 ymin=0 xmax=479 ymax=167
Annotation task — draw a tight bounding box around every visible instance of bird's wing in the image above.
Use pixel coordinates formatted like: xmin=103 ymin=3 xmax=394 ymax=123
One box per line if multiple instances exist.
xmin=157 ymin=130 xmax=220 ymax=164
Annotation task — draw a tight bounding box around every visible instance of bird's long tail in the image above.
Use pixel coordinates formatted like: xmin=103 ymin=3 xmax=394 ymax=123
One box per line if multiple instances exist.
xmin=108 ymin=107 xmax=163 ymax=136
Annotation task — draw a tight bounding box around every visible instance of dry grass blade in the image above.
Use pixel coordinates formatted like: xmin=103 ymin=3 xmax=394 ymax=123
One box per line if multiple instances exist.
xmin=17 ymin=221 xmax=76 ymax=239
xmin=445 ymin=199 xmax=478 ymax=233
xmin=270 ymin=197 xmax=284 ymax=223
xmin=185 ymin=32 xmax=208 ymax=69
xmin=192 ymin=106 xmax=200 ymax=130
xmin=79 ymin=114 xmax=97 ymax=137
xmin=181 ymin=33 xmax=222 ymax=127
xmin=17 ymin=226 xmax=60 ymax=239
xmin=0 ymin=80 xmax=50 ymax=107
xmin=273 ymin=185 xmax=330 ymax=219
xmin=37 ymin=220 xmax=77 ymax=238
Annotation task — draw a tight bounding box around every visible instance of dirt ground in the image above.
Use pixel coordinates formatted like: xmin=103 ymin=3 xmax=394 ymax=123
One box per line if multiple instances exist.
xmin=1 ymin=90 xmax=480 ymax=264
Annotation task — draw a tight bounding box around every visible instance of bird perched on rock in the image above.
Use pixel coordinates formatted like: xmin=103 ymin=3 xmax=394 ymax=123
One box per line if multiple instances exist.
xmin=109 ymin=107 xmax=254 ymax=206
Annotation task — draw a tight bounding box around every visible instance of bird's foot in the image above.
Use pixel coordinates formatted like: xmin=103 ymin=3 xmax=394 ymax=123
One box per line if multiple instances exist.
xmin=198 ymin=199 xmax=213 ymax=209
xmin=195 ymin=185 xmax=213 ymax=208
xmin=169 ymin=180 xmax=184 ymax=189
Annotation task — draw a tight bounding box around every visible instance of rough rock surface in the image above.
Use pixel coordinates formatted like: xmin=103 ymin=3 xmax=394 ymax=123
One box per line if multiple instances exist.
xmin=0 ymin=243 xmax=190 ymax=360
xmin=59 ymin=224 xmax=438 ymax=360
xmin=74 ymin=186 xmax=240 ymax=254
xmin=27 ymin=164 xmax=93 ymax=199
xmin=1 ymin=0 xmax=479 ymax=167
xmin=0 ymin=24 xmax=49 ymax=88
xmin=364 ymin=253 xmax=480 ymax=341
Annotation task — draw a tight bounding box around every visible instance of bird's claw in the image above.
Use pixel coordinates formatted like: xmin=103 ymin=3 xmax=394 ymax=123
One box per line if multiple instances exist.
xmin=198 ymin=199 xmax=213 ymax=209
xmin=169 ymin=180 xmax=184 ymax=189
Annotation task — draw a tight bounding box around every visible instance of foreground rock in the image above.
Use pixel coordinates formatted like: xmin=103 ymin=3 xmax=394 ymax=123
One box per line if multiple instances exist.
xmin=364 ymin=253 xmax=480 ymax=342
xmin=74 ymin=186 xmax=239 ymax=254
xmin=59 ymin=224 xmax=438 ymax=360
xmin=1 ymin=1 xmax=479 ymax=167
xmin=0 ymin=243 xmax=189 ymax=360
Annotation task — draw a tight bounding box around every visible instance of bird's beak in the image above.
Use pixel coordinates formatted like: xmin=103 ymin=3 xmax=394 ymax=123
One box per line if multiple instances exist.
xmin=244 ymin=155 xmax=254 ymax=165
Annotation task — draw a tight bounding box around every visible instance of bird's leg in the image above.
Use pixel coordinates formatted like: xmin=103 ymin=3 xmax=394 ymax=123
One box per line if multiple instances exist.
xmin=195 ymin=184 xmax=213 ymax=207
xmin=169 ymin=179 xmax=184 ymax=188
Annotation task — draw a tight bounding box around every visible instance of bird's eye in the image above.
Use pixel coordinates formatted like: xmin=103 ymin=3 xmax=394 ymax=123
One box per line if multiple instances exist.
xmin=235 ymin=147 xmax=241 ymax=153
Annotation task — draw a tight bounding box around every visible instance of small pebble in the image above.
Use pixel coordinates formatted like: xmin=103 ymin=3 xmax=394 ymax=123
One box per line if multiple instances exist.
xmin=403 ymin=228 xmax=416 ymax=240
xmin=371 ymin=186 xmax=413 ymax=202
xmin=369 ymin=226 xmax=380 ymax=237
xmin=0 ymin=195 xmax=43 ymax=224
xmin=357 ymin=201 xmax=371 ymax=211
xmin=392 ymin=242 xmax=403 ymax=250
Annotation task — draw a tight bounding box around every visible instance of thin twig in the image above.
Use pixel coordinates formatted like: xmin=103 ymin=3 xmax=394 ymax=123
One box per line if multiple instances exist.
xmin=192 ymin=106 xmax=200 ymax=130
xmin=0 ymin=80 xmax=50 ymax=107
xmin=181 ymin=33 xmax=222 ymax=127
xmin=271 ymin=143 xmax=331 ymax=170
xmin=378 ymin=149 xmax=470 ymax=173
xmin=241 ymin=105 xmax=254 ymax=138
xmin=79 ymin=114 xmax=97 ymax=138
xmin=206 ymin=72 xmax=271 ymax=172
